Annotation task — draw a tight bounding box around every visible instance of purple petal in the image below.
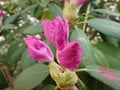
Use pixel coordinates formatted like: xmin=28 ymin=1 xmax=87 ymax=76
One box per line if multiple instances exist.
xmin=24 ymin=36 xmax=54 ymax=62
xmin=58 ymin=41 xmax=82 ymax=71
xmin=42 ymin=20 xmax=55 ymax=42
xmin=42 ymin=16 xmax=69 ymax=51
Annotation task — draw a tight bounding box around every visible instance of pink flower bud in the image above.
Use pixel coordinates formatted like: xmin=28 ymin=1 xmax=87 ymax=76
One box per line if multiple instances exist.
xmin=65 ymin=0 xmax=88 ymax=6
xmin=42 ymin=16 xmax=69 ymax=50
xmin=76 ymin=0 xmax=88 ymax=6
xmin=58 ymin=41 xmax=82 ymax=71
xmin=0 ymin=10 xmax=3 ymax=19
xmin=24 ymin=36 xmax=54 ymax=62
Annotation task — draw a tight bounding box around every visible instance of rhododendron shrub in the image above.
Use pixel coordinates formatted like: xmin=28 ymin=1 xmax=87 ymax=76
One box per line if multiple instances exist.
xmin=1 ymin=0 xmax=120 ymax=90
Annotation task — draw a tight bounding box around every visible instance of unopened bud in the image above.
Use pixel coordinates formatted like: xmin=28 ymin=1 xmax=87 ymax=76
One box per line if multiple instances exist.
xmin=63 ymin=0 xmax=88 ymax=25
xmin=49 ymin=62 xmax=78 ymax=90
xmin=63 ymin=0 xmax=80 ymax=25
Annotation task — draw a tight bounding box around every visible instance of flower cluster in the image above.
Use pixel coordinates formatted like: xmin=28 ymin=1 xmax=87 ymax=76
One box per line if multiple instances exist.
xmin=24 ymin=16 xmax=82 ymax=71
xmin=24 ymin=16 xmax=83 ymax=90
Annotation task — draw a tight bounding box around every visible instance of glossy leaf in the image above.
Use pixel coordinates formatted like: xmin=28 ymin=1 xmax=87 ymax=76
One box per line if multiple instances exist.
xmin=23 ymin=23 xmax=43 ymax=35
xmin=21 ymin=4 xmax=39 ymax=14
xmin=93 ymin=47 xmax=109 ymax=67
xmin=86 ymin=65 xmax=120 ymax=90
xmin=40 ymin=1 xmax=48 ymax=8
xmin=88 ymin=18 xmax=120 ymax=39
xmin=70 ymin=29 xmax=95 ymax=65
xmin=103 ymin=36 xmax=118 ymax=47
xmin=93 ymin=9 xmax=120 ymax=17
xmin=21 ymin=49 xmax=36 ymax=70
xmin=33 ymin=6 xmax=43 ymax=17
xmin=6 ymin=39 xmax=26 ymax=65
xmin=94 ymin=42 xmax=120 ymax=70
xmin=2 ymin=24 xmax=15 ymax=30
xmin=48 ymin=4 xmax=63 ymax=17
xmin=4 ymin=15 xmax=18 ymax=24
xmin=14 ymin=63 xmax=49 ymax=90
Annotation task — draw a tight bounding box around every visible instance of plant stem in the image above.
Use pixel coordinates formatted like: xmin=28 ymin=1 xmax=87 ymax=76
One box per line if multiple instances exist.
xmin=76 ymin=68 xmax=87 ymax=72
xmin=54 ymin=86 xmax=58 ymax=90
xmin=78 ymin=78 xmax=86 ymax=90
xmin=76 ymin=68 xmax=87 ymax=89
xmin=77 ymin=21 xmax=88 ymax=25
xmin=83 ymin=3 xmax=91 ymax=31
xmin=74 ymin=26 xmax=79 ymax=30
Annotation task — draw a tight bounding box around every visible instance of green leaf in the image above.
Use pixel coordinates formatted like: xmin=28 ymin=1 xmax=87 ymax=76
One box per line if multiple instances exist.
xmin=14 ymin=63 xmax=49 ymax=90
xmin=18 ymin=14 xmax=28 ymax=20
xmin=14 ymin=24 xmax=31 ymax=34
xmin=0 ymin=35 xmax=14 ymax=47
xmin=103 ymin=36 xmax=118 ymax=47
xmin=23 ymin=23 xmax=43 ymax=35
xmin=88 ymin=18 xmax=120 ymax=39
xmin=4 ymin=15 xmax=18 ymax=24
xmin=6 ymin=39 xmax=26 ymax=65
xmin=2 ymin=24 xmax=15 ymax=30
xmin=40 ymin=1 xmax=48 ymax=8
xmin=93 ymin=47 xmax=109 ymax=67
xmin=41 ymin=11 xmax=54 ymax=20
xmin=95 ymin=42 xmax=120 ymax=70
xmin=33 ymin=5 xmax=43 ymax=17
xmin=48 ymin=4 xmax=63 ymax=17
xmin=21 ymin=4 xmax=39 ymax=14
xmin=93 ymin=9 xmax=120 ymax=17
xmin=70 ymin=29 xmax=95 ymax=65
xmin=86 ymin=65 xmax=120 ymax=90
xmin=41 ymin=85 xmax=55 ymax=90
xmin=21 ymin=49 xmax=36 ymax=70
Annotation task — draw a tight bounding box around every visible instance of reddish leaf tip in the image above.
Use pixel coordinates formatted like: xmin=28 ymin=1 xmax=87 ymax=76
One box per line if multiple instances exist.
xmin=99 ymin=67 xmax=120 ymax=82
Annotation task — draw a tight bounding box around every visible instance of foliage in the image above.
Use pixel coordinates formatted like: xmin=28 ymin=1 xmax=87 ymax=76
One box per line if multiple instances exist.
xmin=0 ymin=0 xmax=120 ymax=90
